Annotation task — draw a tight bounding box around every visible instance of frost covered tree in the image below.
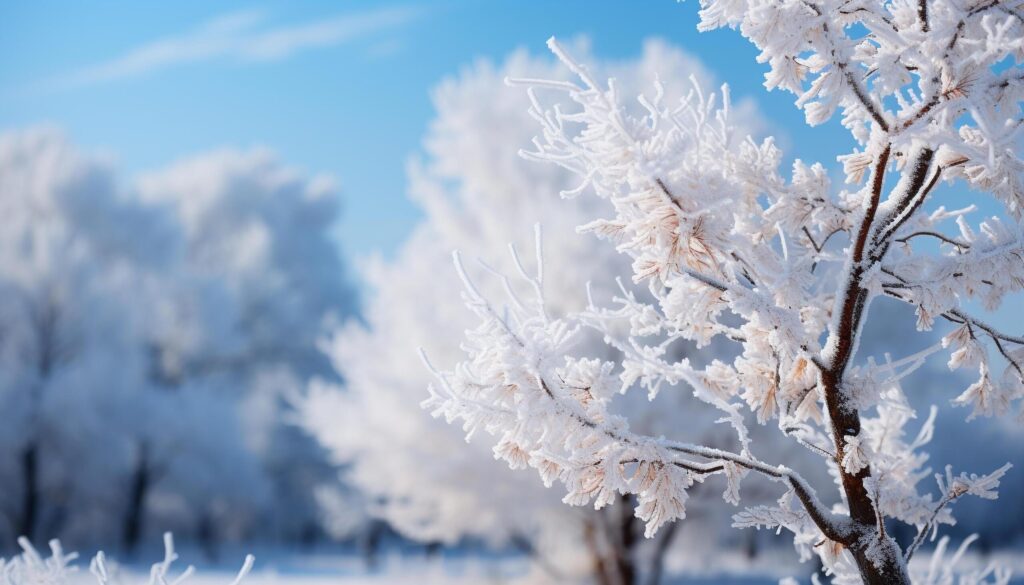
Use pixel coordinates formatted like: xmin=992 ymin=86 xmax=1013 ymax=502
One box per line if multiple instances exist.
xmin=0 ymin=129 xmax=356 ymax=550
xmin=422 ymin=2 xmax=1023 ymax=584
xmin=137 ymin=148 xmax=356 ymax=545
xmin=304 ymin=42 xmax=813 ymax=585
xmin=0 ymin=128 xmax=184 ymax=546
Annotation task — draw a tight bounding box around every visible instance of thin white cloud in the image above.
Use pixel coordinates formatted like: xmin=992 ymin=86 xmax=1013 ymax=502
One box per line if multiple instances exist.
xmin=365 ymin=38 xmax=405 ymax=60
xmin=48 ymin=5 xmax=420 ymax=89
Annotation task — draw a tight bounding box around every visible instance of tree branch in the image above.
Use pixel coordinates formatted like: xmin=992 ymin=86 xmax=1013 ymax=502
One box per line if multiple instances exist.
xmin=904 ymin=490 xmax=960 ymax=563
xmin=881 ymin=269 xmax=1024 ymax=382
xmin=820 ymin=143 xmax=891 ymax=530
xmin=881 ymin=268 xmax=1024 ymax=347
xmin=659 ymin=441 xmax=853 ymax=544
xmin=532 ymin=376 xmax=851 ymax=544
xmin=870 ymin=148 xmax=937 ymax=254
xmin=899 ymin=0 xmax=1011 ymax=132
xmin=894 ymin=230 xmax=970 ymax=250
xmin=800 ymin=1 xmax=890 ymax=131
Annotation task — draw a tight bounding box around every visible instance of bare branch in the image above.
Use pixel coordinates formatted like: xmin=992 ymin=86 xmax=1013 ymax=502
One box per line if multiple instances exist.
xmin=904 ymin=490 xmax=959 ymax=562
xmin=894 ymin=231 xmax=970 ymax=250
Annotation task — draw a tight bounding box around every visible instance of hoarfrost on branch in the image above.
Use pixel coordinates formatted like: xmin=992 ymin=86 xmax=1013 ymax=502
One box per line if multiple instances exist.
xmin=423 ymin=1 xmax=1022 ymax=583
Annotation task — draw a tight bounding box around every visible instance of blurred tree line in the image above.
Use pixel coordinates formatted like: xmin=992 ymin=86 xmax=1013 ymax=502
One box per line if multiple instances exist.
xmin=0 ymin=131 xmax=360 ymax=553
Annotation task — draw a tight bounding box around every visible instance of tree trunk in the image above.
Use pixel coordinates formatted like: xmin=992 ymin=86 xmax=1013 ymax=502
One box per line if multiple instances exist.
xmin=611 ymin=498 xmax=638 ymax=585
xmin=198 ymin=512 xmax=218 ymax=561
xmin=742 ymin=528 xmax=757 ymax=560
xmin=361 ymin=520 xmax=384 ymax=571
xmin=18 ymin=443 xmax=38 ymax=542
xmin=645 ymin=521 xmax=677 ymax=585
xmin=424 ymin=540 xmax=442 ymax=558
xmin=820 ymin=144 xmax=915 ymax=585
xmin=583 ymin=518 xmax=618 ymax=585
xmin=19 ymin=296 xmax=61 ymax=545
xmin=850 ymin=535 xmax=911 ymax=585
xmin=122 ymin=443 xmax=150 ymax=554
xmin=584 ymin=502 xmax=642 ymax=585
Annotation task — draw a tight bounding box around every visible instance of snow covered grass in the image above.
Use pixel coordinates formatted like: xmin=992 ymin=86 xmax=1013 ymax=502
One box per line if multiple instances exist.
xmin=0 ymin=534 xmax=253 ymax=585
xmin=3 ymin=535 xmax=1021 ymax=585
xmin=0 ymin=537 xmax=779 ymax=585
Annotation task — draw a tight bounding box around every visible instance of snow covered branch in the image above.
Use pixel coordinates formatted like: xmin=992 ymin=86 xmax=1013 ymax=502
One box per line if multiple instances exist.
xmin=422 ymin=231 xmax=850 ymax=543
xmin=425 ymin=1 xmax=1022 ymax=583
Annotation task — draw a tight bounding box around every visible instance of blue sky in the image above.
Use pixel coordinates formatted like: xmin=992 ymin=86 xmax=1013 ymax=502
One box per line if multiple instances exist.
xmin=0 ymin=0 xmax=850 ymax=262
xmin=3 ymin=0 xmax=1019 ymax=335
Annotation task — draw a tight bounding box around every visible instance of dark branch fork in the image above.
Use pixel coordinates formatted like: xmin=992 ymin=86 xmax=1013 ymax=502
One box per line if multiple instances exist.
xmin=657 ymin=132 xmax=955 ymax=555
xmin=820 ymin=113 xmax=997 ymax=561
xmin=655 ymin=146 xmax=900 ymax=547
xmin=869 ymin=149 xmax=939 ymax=258
xmin=817 ymin=144 xmax=893 ymax=545
xmin=809 ymin=125 xmax=960 ymax=583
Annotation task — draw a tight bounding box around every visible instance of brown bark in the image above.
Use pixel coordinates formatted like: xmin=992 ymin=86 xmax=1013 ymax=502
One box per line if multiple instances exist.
xmin=821 ymin=143 xmax=913 ymax=585
xmin=825 ymin=144 xmax=883 ymax=486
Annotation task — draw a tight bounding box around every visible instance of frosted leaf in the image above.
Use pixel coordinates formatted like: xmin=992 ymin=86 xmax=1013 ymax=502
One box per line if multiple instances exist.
xmin=841 ymin=434 xmax=871 ymax=475
xmin=722 ymin=460 xmax=748 ymax=506
xmin=634 ymin=461 xmax=692 ymax=537
xmin=953 ymin=362 xmax=1013 ymax=419
xmin=937 ymin=463 xmax=1013 ymax=501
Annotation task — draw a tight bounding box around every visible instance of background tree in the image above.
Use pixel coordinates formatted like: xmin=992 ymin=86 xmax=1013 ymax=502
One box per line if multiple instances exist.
xmin=303 ymin=40 xmax=816 ymax=585
xmin=137 ymin=148 xmax=356 ymax=546
xmin=0 ymin=128 xmax=181 ymax=546
xmin=0 ymin=129 xmax=358 ymax=551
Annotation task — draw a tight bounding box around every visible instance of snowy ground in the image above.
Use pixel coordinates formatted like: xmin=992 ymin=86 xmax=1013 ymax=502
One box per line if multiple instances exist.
xmin=12 ymin=540 xmax=1019 ymax=585
xmin=23 ymin=542 xmax=780 ymax=585
xmin=48 ymin=546 xmax=1024 ymax=585
xmin=65 ymin=558 xmax=784 ymax=585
